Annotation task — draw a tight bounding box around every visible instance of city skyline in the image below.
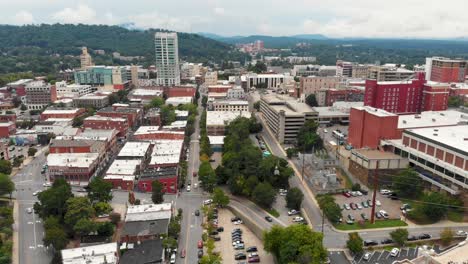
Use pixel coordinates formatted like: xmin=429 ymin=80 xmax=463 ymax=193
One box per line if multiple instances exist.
xmin=1 ymin=0 xmax=468 ymax=39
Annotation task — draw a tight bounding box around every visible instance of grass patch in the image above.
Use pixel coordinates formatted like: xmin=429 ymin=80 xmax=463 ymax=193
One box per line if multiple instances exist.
xmin=267 ymin=208 xmax=280 ymax=218
xmin=337 ymin=168 xmax=353 ymax=189
xmin=447 ymin=211 xmax=464 ymax=222
xmin=335 ymin=219 xmax=408 ymax=231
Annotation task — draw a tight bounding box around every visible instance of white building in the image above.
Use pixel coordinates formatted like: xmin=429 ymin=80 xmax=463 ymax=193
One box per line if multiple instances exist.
xmin=155 ymin=32 xmax=180 ymax=86
xmin=117 ymin=141 xmax=151 ymax=160
xmin=245 ymin=73 xmax=291 ymax=89
xmin=204 ymin=72 xmax=218 ymax=86
xmin=125 ymin=203 xmax=172 ymax=222
xmin=61 ymin=242 xmax=118 ymax=264
xmin=55 ymin=81 xmax=94 ymax=99
xmin=165 ymin=97 xmax=193 ymax=106
xmin=181 ymin=62 xmax=202 ymax=79
xmin=226 ymin=86 xmax=246 ymax=99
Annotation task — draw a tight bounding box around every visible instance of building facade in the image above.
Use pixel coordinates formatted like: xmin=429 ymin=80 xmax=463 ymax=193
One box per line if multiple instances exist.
xmin=300 ymin=76 xmax=342 ymax=97
xmin=25 ymin=81 xmax=56 ymax=110
xmin=83 ymin=116 xmax=129 ymax=138
xmin=80 ymin=47 xmax=94 ymax=69
xmin=425 ymin=57 xmax=467 ymax=83
xmin=155 ymin=32 xmax=180 ymax=86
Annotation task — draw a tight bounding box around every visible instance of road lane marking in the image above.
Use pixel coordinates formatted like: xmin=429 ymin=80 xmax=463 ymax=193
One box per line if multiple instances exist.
xmin=27 ymin=222 xmax=33 ymax=225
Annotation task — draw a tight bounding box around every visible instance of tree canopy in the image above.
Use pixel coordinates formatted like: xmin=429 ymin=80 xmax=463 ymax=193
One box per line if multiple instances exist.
xmin=211 ymin=187 xmax=230 ymax=207
xmin=392 ymin=168 xmax=423 ymax=198
xmin=346 ymin=232 xmax=364 ymax=255
xmin=296 ymin=120 xmax=322 ymax=152
xmin=286 ymin=187 xmax=304 ymax=210
xmin=87 ymin=177 xmax=113 ymax=203
xmin=151 ymin=180 xmax=165 ymax=204
xmin=305 ymin=94 xmax=318 ymax=107
xmin=263 ymin=224 xmax=327 ymax=263
xmin=34 ymin=178 xmax=73 ymax=218
xmin=0 ymin=174 xmax=14 ymax=197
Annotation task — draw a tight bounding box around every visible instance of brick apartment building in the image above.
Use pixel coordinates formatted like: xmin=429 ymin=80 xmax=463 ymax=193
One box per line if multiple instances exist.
xmin=47 ymin=153 xmax=100 ymax=185
xmin=83 ymin=116 xmax=129 ymax=138
xmin=0 ymin=114 xmax=17 ymax=123
xmin=421 ymin=83 xmax=449 ymax=111
xmin=163 ymin=86 xmax=196 ymax=98
xmin=0 ymin=122 xmax=16 ymax=138
xmin=40 ymin=108 xmax=86 ymax=121
xmin=133 ymin=126 xmax=185 ymax=141
xmin=426 ymin=57 xmax=467 ymax=83
xmin=25 ymin=81 xmax=57 ymax=110
xmin=207 ymin=85 xmax=233 ymax=93
xmin=97 ymin=106 xmax=143 ymax=128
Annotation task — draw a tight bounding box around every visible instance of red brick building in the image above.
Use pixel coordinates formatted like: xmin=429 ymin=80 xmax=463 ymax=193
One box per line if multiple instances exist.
xmin=137 ymin=167 xmax=178 ymax=194
xmin=97 ymin=107 xmax=143 ymax=128
xmin=49 ymin=140 xmax=92 ymax=153
xmin=421 ymin=83 xmax=449 ymax=112
xmin=40 ymin=108 xmax=86 ymax=121
xmin=426 ymin=57 xmax=467 ymax=83
xmin=83 ymin=116 xmax=129 ymax=138
xmin=0 ymin=122 xmax=16 ymax=138
xmin=364 ymin=73 xmax=426 ymax=114
xmin=163 ymin=86 xmax=196 ymax=98
xmin=207 ymin=85 xmax=232 ymax=94
xmin=133 ymin=126 xmax=185 ymax=141
xmin=0 ymin=114 xmax=17 ymax=123
xmin=47 ymin=152 xmax=100 ymax=185
xmin=348 ymin=106 xmax=399 ymax=149
xmin=103 ymin=159 xmax=141 ymax=191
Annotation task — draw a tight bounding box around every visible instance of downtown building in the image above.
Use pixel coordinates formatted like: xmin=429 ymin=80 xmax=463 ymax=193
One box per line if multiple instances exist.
xmin=425 ymin=57 xmax=467 ymax=83
xmin=25 ymin=80 xmax=57 ymax=110
xmin=155 ymin=32 xmax=180 ymax=86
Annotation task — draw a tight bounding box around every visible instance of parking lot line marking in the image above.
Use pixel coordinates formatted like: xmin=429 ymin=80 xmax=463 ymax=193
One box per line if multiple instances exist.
xmin=376 ymin=252 xmax=383 ymax=260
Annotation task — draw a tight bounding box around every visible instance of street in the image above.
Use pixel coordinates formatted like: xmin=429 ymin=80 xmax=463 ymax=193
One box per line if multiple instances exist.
xmin=13 ymin=150 xmax=53 ymax=264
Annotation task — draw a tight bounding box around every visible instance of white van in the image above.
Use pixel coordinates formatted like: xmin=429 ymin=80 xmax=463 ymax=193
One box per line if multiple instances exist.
xmin=170 ymin=253 xmax=176 ymax=263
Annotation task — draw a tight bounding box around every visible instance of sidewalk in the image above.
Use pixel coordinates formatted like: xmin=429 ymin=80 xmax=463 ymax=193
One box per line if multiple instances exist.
xmin=12 ymin=200 xmax=18 ymax=264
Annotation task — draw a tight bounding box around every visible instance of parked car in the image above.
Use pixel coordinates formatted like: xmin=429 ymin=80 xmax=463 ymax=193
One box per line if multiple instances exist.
xmin=400 ymin=204 xmax=411 ymax=210
xmin=180 ymin=249 xmax=186 ymax=258
xmin=375 ymin=212 xmax=383 ymax=219
xmin=367 ymin=199 xmax=373 ymax=207
xmin=381 ymin=238 xmax=394 ymax=244
xmin=342 ymin=191 xmax=351 ymax=198
xmin=456 ymin=230 xmax=468 ymax=236
xmin=361 ymin=213 xmax=368 ymax=220
xmin=195 ymin=210 xmax=200 ymax=216
xmin=357 ymin=204 xmax=363 ymax=210
xmin=346 ymin=219 xmax=354 ymax=225
xmin=380 ymin=189 xmax=392 ymax=195
xmin=210 ymin=231 xmax=219 ymax=236
xmin=292 ymin=216 xmax=304 ymax=222
xmin=350 ymin=203 xmax=357 ymax=210
xmin=265 ymin=216 xmax=273 ymax=222
xmin=363 ymin=240 xmax=378 ymax=246
xmin=246 ymin=246 xmax=258 ymax=252
xmin=203 ymin=199 xmax=213 ymax=205
xmin=170 ymin=253 xmax=176 ymax=263
xmin=356 ymin=191 xmax=363 ymax=196
xmin=390 ymin=248 xmax=400 ymax=257
xmin=379 ymin=210 xmax=389 ymax=218
xmin=376 ymin=200 xmax=381 ymax=207
xmin=234 ymin=220 xmax=243 ymax=225
xmin=347 ymin=214 xmax=355 ymax=221
xmin=362 ymin=201 xmax=369 ymax=208
xmin=186 ymin=185 xmax=191 ymax=192
xmin=363 ymin=252 xmax=372 ymax=261
xmin=408 ymin=235 xmax=418 ymax=241
xmin=288 ymin=209 xmax=300 ymax=216
xmin=26 ymin=208 xmax=33 ymax=214
xmin=234 ymin=243 xmax=245 ymax=250
xmin=231 ymin=217 xmax=241 ymax=222
xmin=198 ymin=249 xmax=203 ymax=258
xmin=248 ymin=256 xmax=260 ymax=263
xmin=418 ymin=234 xmax=431 ymax=240
xmin=217 ymin=227 xmax=224 ymax=232
xmin=344 ymin=204 xmax=351 ymax=210
xmin=235 ymin=253 xmax=247 ymax=260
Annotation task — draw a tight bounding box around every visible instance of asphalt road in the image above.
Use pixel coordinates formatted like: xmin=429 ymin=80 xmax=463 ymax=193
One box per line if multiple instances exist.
xmin=177 ymin=91 xmax=207 ymax=264
xmin=13 ymin=150 xmax=53 ymax=264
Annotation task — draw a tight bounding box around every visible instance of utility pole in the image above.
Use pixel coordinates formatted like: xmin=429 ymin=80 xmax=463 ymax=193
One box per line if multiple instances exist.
xmin=370 ymin=160 xmax=379 ymax=224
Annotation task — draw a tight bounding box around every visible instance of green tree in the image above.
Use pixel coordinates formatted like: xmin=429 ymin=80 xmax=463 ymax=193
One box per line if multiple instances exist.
xmin=296 ymin=120 xmax=322 ymax=152
xmin=43 ymin=227 xmax=68 ymax=250
xmin=93 ymin=202 xmax=112 ymax=216
xmin=419 ymin=192 xmax=449 ymax=221
xmin=12 ymin=157 xmax=23 ymax=167
xmin=253 ymin=101 xmax=261 ymax=111
xmin=35 ymin=178 xmax=72 ymax=218
xmin=162 ymin=236 xmax=178 ymax=250
xmin=252 ymin=182 xmax=276 ymax=208
xmin=286 ymin=147 xmax=298 ymax=159
xmin=211 ymin=187 xmax=230 ymax=207
xmin=392 ymin=168 xmax=423 ymax=198
xmin=0 ymin=174 xmax=14 ymax=198
xmin=87 ymin=177 xmax=113 ymax=203
xmin=96 ymin=222 xmax=114 ymax=237
xmin=151 ymin=180 xmax=165 ymax=204
xmin=263 ymin=224 xmax=327 ymax=263
xmin=109 ymin=212 xmax=121 ymax=225
xmin=286 ymin=187 xmax=304 ymax=210
xmin=199 ymin=161 xmax=217 ymax=192
xmin=0 ymin=160 xmax=12 ymax=175
xmin=27 ymin=147 xmax=37 ymax=157
xmin=64 ymin=197 xmax=95 ymax=229
xmin=390 ymin=228 xmax=408 ymax=246
xmin=168 ymin=218 xmax=181 ymax=239
xmin=448 ymin=96 xmax=462 ymax=107
xmin=351 ymin=183 xmax=361 ymax=192
xmin=73 ymin=218 xmax=96 ymax=236
xmin=305 ymin=94 xmax=318 ymax=107
xmin=248 ymin=61 xmax=267 ymax=74
xmin=317 ymin=195 xmax=342 ymax=223
xmin=440 ymin=228 xmax=454 ymax=246
xmin=160 ymin=105 xmax=176 ymax=125
xmin=346 ymin=232 xmax=364 ymax=255
xmin=150 ymin=97 xmax=164 ymax=108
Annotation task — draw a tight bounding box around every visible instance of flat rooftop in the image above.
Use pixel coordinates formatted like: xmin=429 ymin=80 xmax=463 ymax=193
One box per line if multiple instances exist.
xmin=118 ymin=142 xmax=151 ymax=157
xmin=42 ymin=108 xmax=82 ymax=115
xmin=149 ymin=140 xmax=183 ymax=165
xmin=125 ymin=203 xmax=172 ymax=222
xmin=208 ymin=136 xmax=225 ymax=145
xmin=213 ymin=100 xmax=249 ymax=105
xmin=47 ymin=153 xmax=99 ymax=168
xmin=206 ymin=111 xmax=251 ymax=126
xmin=404 ymin=125 xmax=468 ymax=155
xmin=165 ymin=97 xmax=192 ymax=105
xmin=431 ymin=240 xmax=468 ymax=263
xmin=352 ymin=149 xmax=406 ymax=160
xmin=85 ymin=115 xmax=127 ymax=122
xmin=105 ymin=159 xmax=141 ymax=176
xmin=398 ymin=110 xmax=468 ymax=129
xmin=132 ymin=89 xmax=163 ymax=96
xmin=352 ymin=106 xmax=397 ymax=117
xmin=61 ymin=242 xmax=118 ymax=264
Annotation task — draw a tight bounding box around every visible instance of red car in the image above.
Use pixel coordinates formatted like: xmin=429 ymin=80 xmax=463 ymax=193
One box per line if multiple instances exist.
xmin=342 ymin=191 xmax=351 ymax=198
xmin=180 ymin=249 xmax=186 ymax=258
xmin=197 ymin=240 xmax=203 ymax=249
xmin=193 ymin=172 xmax=198 ymax=177
xmin=248 ymin=256 xmax=260 ymax=263
xmin=350 ymin=203 xmax=357 ymax=210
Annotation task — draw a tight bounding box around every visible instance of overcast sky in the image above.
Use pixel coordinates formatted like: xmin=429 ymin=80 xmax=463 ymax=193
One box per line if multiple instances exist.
xmin=1 ymin=0 xmax=467 ymax=38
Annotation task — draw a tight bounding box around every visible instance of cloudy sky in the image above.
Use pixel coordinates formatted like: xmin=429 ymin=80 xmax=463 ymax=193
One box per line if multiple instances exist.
xmin=1 ymin=0 xmax=467 ymax=38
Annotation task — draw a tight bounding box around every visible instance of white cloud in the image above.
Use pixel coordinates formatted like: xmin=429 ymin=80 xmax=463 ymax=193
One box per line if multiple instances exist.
xmin=12 ymin=10 xmax=34 ymax=25
xmin=128 ymin=12 xmax=211 ymax=32
xmin=52 ymin=4 xmax=98 ymax=24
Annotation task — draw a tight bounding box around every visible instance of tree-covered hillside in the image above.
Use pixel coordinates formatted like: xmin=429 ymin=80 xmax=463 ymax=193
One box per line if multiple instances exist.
xmin=0 ymin=24 xmax=248 ymax=75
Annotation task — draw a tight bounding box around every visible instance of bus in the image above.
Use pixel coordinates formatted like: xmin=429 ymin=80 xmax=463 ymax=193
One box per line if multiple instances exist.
xmin=332 ymin=130 xmax=345 ymax=140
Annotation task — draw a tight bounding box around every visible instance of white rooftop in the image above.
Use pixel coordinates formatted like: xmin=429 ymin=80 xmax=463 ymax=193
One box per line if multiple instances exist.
xmin=0 ymin=122 xmax=14 ymax=127
xmin=150 ymin=140 xmax=184 ymax=165
xmin=42 ymin=108 xmax=82 ymax=115
xmin=47 ymin=153 xmax=99 ymax=168
xmin=118 ymin=142 xmax=151 ymax=157
xmin=213 ymin=100 xmax=249 ymax=105
xmin=175 ymin=110 xmax=189 ymax=117
xmin=405 ymin=125 xmax=468 ymax=153
xmin=206 ymin=111 xmax=251 ymax=126
xmin=398 ymin=110 xmax=468 ymax=129
xmin=208 ymin=136 xmax=225 ymax=145
xmin=76 ymin=129 xmax=117 ymax=141
xmin=125 ymin=203 xmax=172 ymax=222
xmin=61 ymin=242 xmax=118 ymax=264
xmin=85 ymin=115 xmax=127 ymax=122
xmin=7 ymin=79 xmax=33 ymax=86
xmin=132 ymin=89 xmax=163 ymax=96
xmin=165 ymin=97 xmax=193 ymax=105
xmin=105 ymin=159 xmax=141 ymax=176
xmin=352 ymin=106 xmax=397 ymax=117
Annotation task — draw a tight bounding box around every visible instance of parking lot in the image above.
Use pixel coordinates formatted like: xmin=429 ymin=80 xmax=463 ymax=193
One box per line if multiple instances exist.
xmin=352 ymin=245 xmax=441 ymax=264
xmin=333 ymin=191 xmax=404 ymax=223
xmin=216 ymin=209 xmax=274 ymax=264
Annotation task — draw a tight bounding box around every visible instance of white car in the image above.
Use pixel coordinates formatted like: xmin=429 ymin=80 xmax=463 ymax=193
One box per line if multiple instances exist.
xmin=390 ymin=248 xmax=400 ymax=257
xmin=194 ymin=183 xmax=198 ymax=188
xmin=456 ymin=230 xmax=468 ymax=236
xmin=186 ymin=185 xmax=191 ymax=192
xmin=42 ymin=182 xmax=52 ymax=187
xmin=357 ymin=204 xmax=363 ymax=210
xmin=288 ymin=209 xmax=299 ymax=216
xmin=26 ymin=208 xmax=33 ymax=214
xmin=32 ymin=191 xmax=41 ymax=196
xmin=356 ymin=191 xmax=363 ymax=196
xmin=376 ymin=200 xmax=381 ymax=207
xmin=233 ymin=220 xmax=243 ymax=225
xmin=203 ymin=199 xmax=213 ymax=205
xmin=379 ymin=210 xmax=388 ymax=215
xmin=380 ymin=189 xmax=392 ymax=195
xmin=292 ymin=216 xmax=304 ymax=222
xmin=363 ymin=252 xmax=372 ymax=261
